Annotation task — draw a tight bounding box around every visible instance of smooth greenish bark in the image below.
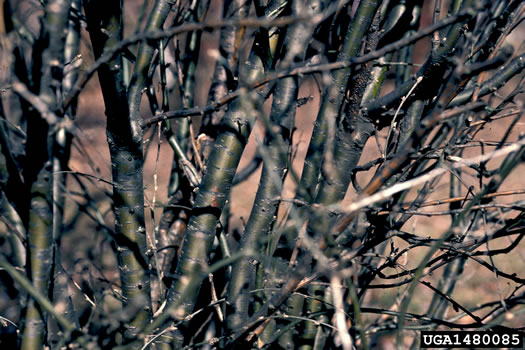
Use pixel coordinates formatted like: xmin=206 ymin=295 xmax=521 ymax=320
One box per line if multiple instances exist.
xmin=226 ymin=0 xmax=322 ymax=332
xmin=164 ymin=0 xmax=289 ymax=326
xmin=310 ymin=0 xmax=425 ymax=212
xmin=158 ymin=3 xmax=203 ymax=292
xmin=21 ymin=162 xmax=55 ymax=350
xmin=85 ymin=0 xmax=173 ymax=335
xmin=117 ymin=0 xmax=177 ymax=332
xmin=298 ymin=284 xmax=329 ymax=350
xmin=317 ymin=0 xmax=475 ymax=221
xmin=364 ymin=0 xmax=476 ymax=117
xmin=20 ymin=1 xmax=72 ymax=348
xmin=298 ymin=0 xmax=381 ymax=203
xmin=165 ymin=97 xmax=254 ymax=317
xmin=48 ymin=1 xmax=81 ymax=343
xmin=201 ymin=0 xmax=251 ymax=130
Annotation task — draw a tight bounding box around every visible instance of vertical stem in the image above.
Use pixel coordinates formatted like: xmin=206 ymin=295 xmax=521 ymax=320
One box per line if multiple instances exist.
xmin=165 ymin=8 xmax=281 ymax=326
xmin=306 ymin=0 xmax=381 ymax=259
xmin=158 ymin=2 xmax=203 ymax=291
xmin=298 ymin=0 xmax=381 ymax=202
xmin=226 ymin=0 xmax=322 ymax=333
xmin=199 ymin=0 xmax=251 ymax=159
xmin=48 ymin=1 xmax=81 ymax=344
xmin=298 ymin=284 xmax=328 ymax=350
xmin=85 ymin=0 xmax=178 ymax=335
xmin=20 ymin=1 xmax=72 ymax=348
xmin=166 ymin=96 xmax=254 ymax=317
xmin=116 ymin=0 xmax=176 ymax=332
xmin=21 ymin=162 xmax=54 ymax=350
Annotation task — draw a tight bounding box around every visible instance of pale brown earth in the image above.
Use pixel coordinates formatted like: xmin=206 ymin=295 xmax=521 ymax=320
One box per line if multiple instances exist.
xmin=25 ymin=0 xmax=525 ymax=345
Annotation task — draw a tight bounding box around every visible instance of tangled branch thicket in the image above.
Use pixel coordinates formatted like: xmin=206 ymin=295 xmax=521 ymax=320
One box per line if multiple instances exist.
xmin=0 ymin=0 xmax=524 ymax=348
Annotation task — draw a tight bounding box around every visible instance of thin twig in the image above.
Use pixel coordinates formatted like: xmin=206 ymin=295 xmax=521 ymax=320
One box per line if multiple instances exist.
xmin=332 ymin=137 xmax=525 ymax=215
